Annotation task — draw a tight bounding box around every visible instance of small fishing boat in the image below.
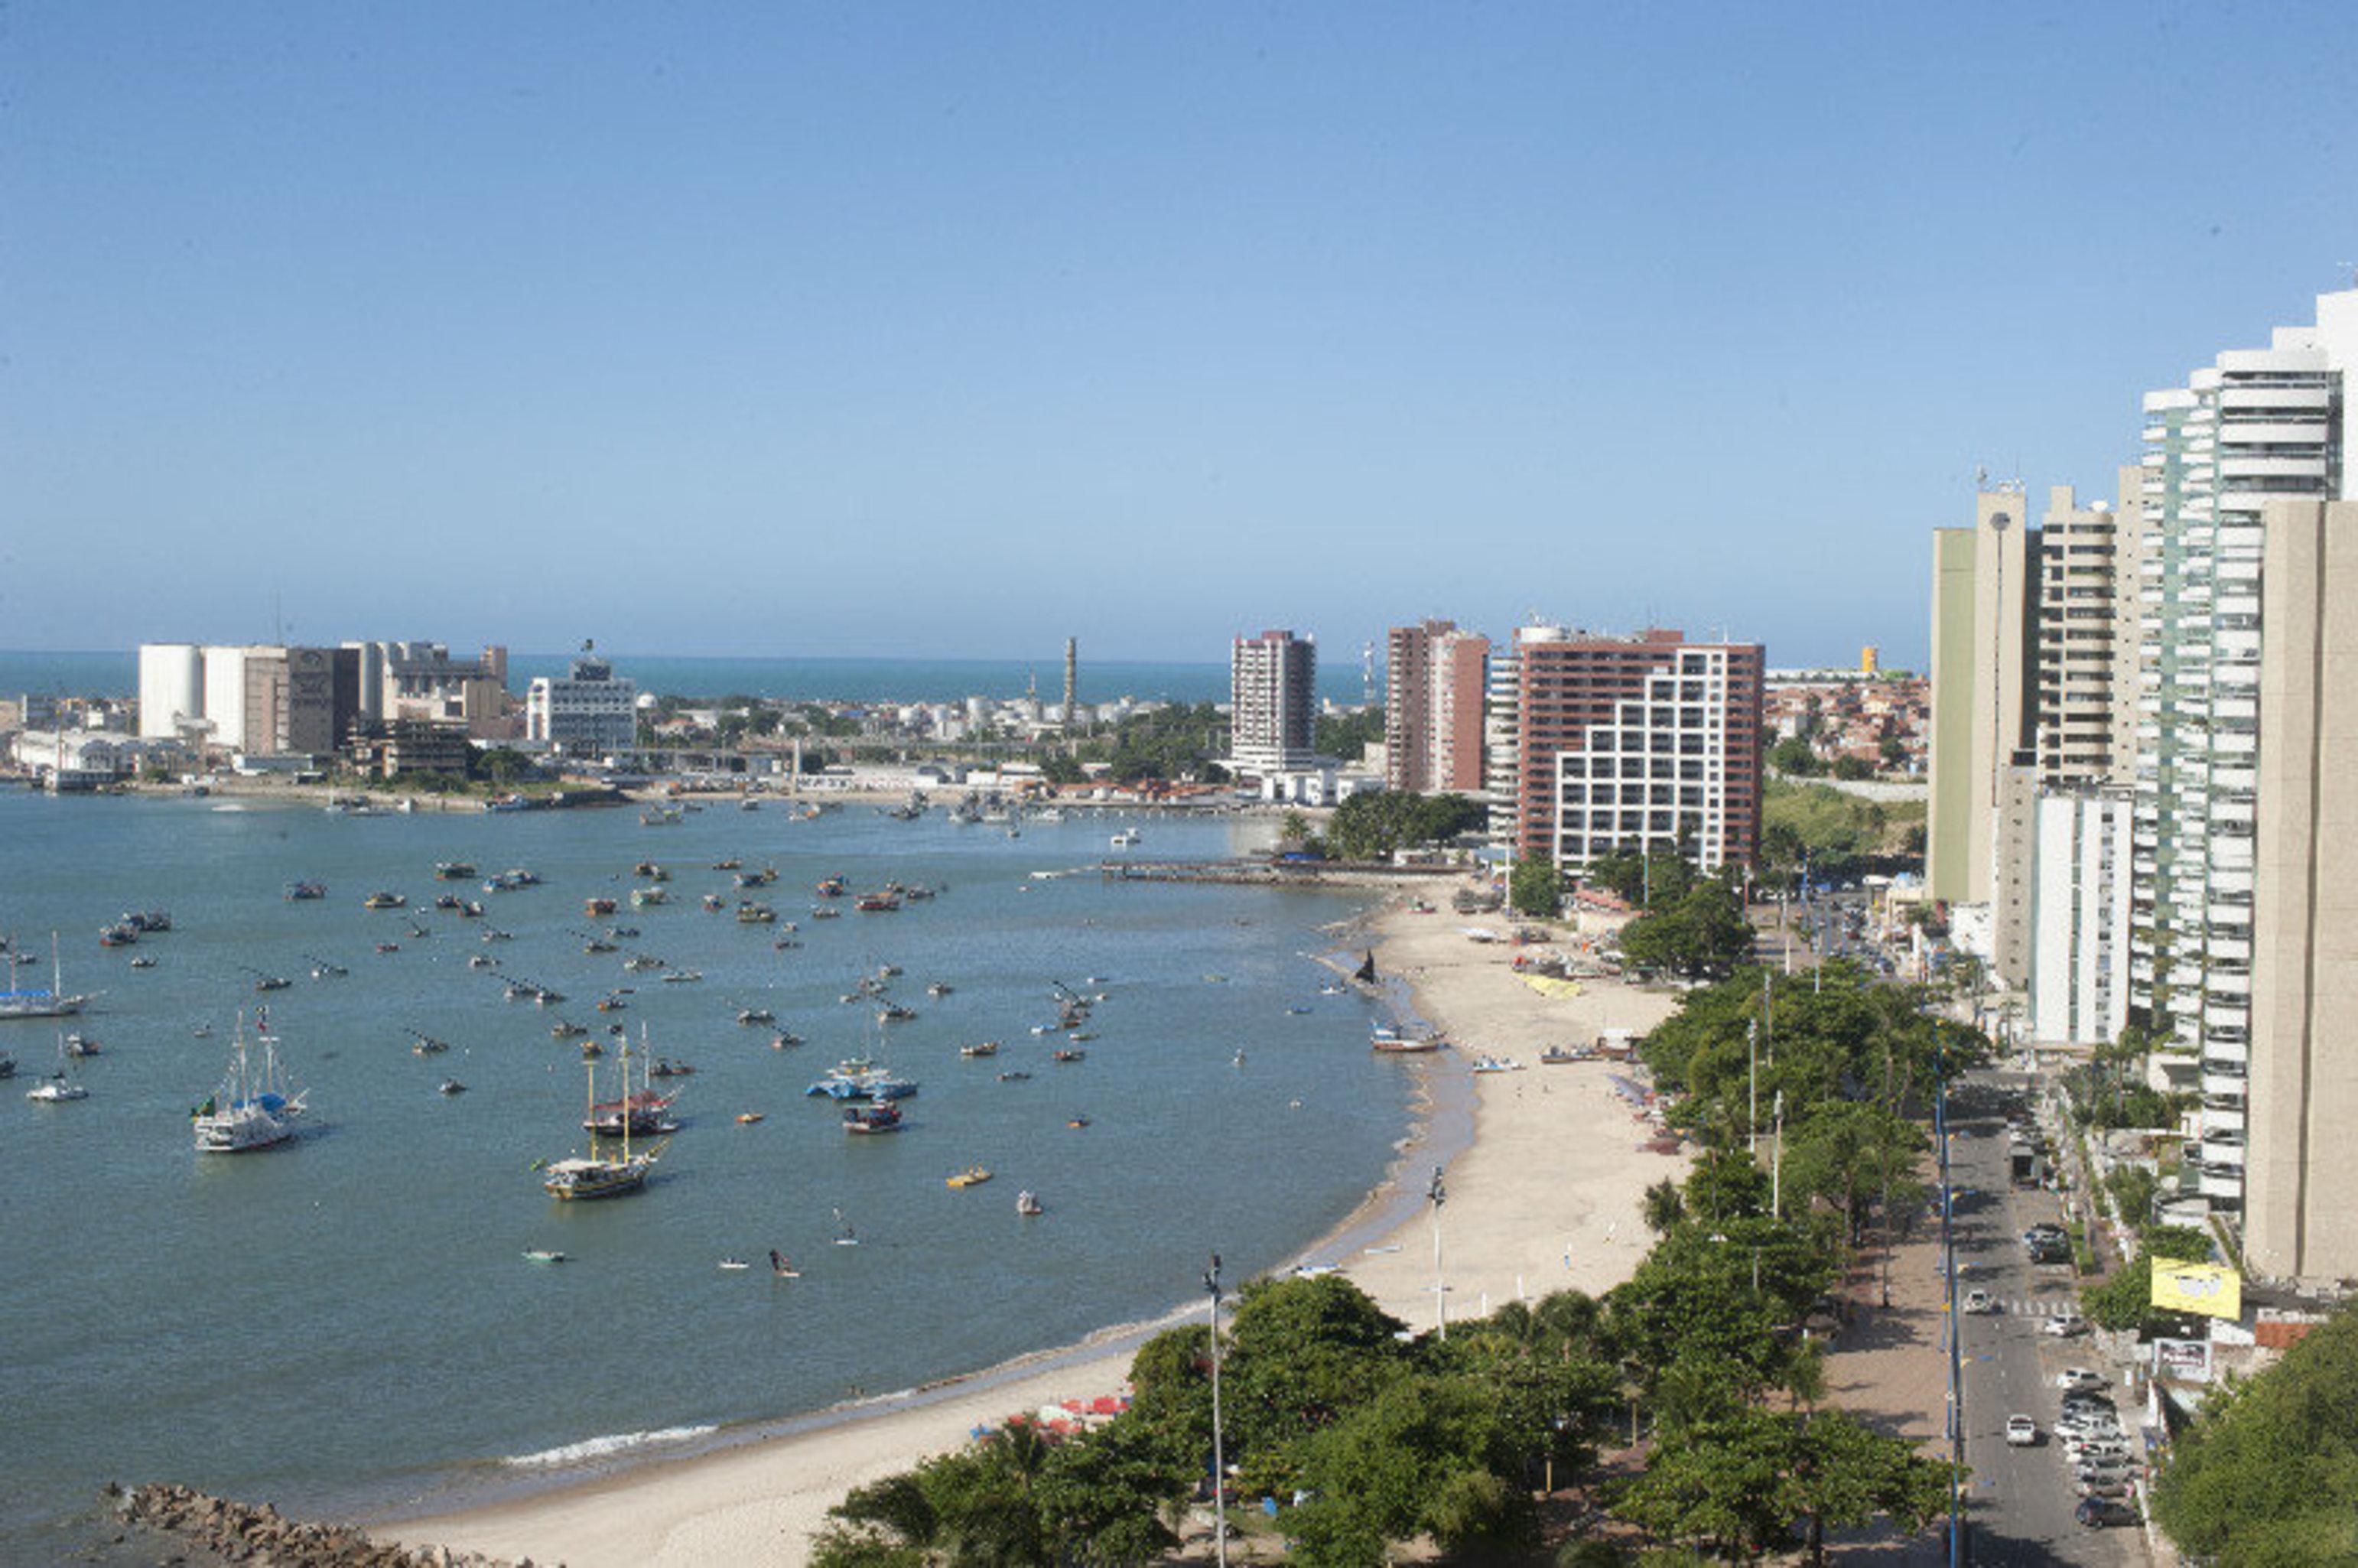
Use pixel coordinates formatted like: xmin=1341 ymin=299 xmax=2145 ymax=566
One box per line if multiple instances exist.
xmin=285 ymin=880 xmax=327 ymax=901
xmin=737 ymin=1007 xmax=775 ymax=1025
xmin=769 ymin=1249 xmax=801 ymax=1277
xmin=736 ymin=1111 xmax=765 ymax=1125
xmin=718 ymin=1257 xmax=751 ymax=1271
xmin=961 ymin=1041 xmax=1000 ymax=1059
xmin=363 ymin=891 xmax=406 ymax=909
xmin=1066 ymin=1117 xmax=1091 ymax=1129
xmin=769 ymin=1032 xmax=802 ymax=1050
xmin=26 ymin=1075 xmax=89 ymax=1103
xmin=661 ymin=970 xmax=703 ymax=984
xmin=522 ymin=1249 xmax=568 ymax=1264
xmin=192 ymin=1017 xmax=306 ymax=1150
xmin=434 ymin=861 xmax=479 ymax=881
xmin=1016 ymin=1189 xmax=1044 ymax=1217
xmin=584 ymin=896 xmax=617 ymax=916
xmin=437 ymin=1078 xmax=467 ymax=1095
xmin=926 ymin=982 xmax=954 ymax=997
xmin=129 ymin=955 xmax=158 ymax=969
xmin=997 ymin=1070 xmax=1031 ymax=1082
xmin=946 ymin=1165 xmax=992 ymax=1188
xmin=843 ymin=1102 xmax=903 ymax=1134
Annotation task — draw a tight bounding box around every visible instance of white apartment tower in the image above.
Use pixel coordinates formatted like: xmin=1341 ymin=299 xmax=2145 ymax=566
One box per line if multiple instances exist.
xmin=2132 ymin=287 xmax=2357 ymax=1267
xmin=1230 ymin=629 xmax=1318 ymax=776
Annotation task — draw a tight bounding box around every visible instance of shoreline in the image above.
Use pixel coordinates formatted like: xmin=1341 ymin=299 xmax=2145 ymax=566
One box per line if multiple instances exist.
xmin=379 ymin=890 xmax=1689 ymax=1566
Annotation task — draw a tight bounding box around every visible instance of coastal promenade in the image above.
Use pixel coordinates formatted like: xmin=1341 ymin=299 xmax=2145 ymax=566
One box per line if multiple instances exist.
xmin=384 ymin=893 xmax=1690 ymax=1567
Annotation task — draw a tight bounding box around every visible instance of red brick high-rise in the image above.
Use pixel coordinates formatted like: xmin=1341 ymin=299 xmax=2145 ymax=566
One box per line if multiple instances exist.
xmin=1384 ymin=620 xmax=1490 ymax=795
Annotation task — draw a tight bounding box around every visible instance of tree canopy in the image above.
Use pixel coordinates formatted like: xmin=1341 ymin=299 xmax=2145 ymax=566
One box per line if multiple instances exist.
xmin=1322 ymin=792 xmax=1485 ymax=862
xmin=2153 ymin=1306 xmax=2358 ymax=1566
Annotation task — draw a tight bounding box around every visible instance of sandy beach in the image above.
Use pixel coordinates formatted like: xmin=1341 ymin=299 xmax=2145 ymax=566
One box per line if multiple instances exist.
xmin=382 ymin=890 xmax=1689 ymax=1567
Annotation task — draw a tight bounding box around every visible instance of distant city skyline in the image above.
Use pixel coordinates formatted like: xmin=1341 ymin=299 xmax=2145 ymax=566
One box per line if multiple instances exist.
xmin=6 ymin=5 xmax=2353 ymax=667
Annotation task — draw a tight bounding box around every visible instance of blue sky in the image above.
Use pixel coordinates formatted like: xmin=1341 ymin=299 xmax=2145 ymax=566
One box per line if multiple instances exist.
xmin=5 ymin=2 xmax=2352 ymax=670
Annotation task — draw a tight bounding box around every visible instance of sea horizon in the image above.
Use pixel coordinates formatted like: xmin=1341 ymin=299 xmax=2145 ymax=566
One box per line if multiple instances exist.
xmin=0 ymin=649 xmax=1372 ymax=708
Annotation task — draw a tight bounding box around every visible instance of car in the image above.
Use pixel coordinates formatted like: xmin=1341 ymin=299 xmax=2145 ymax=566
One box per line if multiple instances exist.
xmin=2077 ymin=1478 xmax=2136 ymax=1499
xmin=2057 ymin=1367 xmax=2108 ymax=1391
xmin=2057 ymin=1417 xmax=2122 ymax=1438
xmin=2005 ymin=1415 xmax=2038 ymax=1446
xmin=2077 ymin=1498 xmax=2140 ymax=1528
xmin=1963 ymin=1288 xmax=1998 ymax=1314
xmin=2045 ymin=1313 xmax=2090 ymax=1337
xmin=2075 ymin=1461 xmax=2136 ymax=1483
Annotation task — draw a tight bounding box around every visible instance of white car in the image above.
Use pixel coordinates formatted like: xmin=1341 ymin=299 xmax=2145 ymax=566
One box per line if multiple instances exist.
xmin=2057 ymin=1367 xmax=2107 ymax=1391
xmin=1963 ymin=1288 xmax=1998 ymax=1315
xmin=2044 ymin=1313 xmax=2089 ymax=1337
xmin=2005 ymin=1415 xmax=2038 ymax=1446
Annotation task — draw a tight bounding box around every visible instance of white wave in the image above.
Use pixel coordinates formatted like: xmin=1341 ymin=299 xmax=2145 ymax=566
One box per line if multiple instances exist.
xmin=502 ymin=1423 xmax=718 ymax=1468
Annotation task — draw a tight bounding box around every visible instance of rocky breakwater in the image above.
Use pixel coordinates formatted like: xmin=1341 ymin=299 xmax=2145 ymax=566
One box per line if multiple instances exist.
xmin=107 ymin=1484 xmax=537 ymax=1568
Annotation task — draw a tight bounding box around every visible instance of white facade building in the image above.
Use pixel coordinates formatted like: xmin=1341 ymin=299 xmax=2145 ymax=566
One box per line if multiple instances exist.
xmin=527 ymin=646 xmax=638 ymax=756
xmin=137 ymin=643 xmax=206 ymax=741
xmin=2027 ymin=788 xmax=2134 ymax=1046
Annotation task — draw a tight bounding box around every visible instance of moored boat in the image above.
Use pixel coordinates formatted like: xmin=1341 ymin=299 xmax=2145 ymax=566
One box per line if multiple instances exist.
xmin=946 ymin=1164 xmax=992 ymax=1188
xmin=843 ymin=1102 xmax=903 ymax=1134
xmin=192 ymin=1017 xmax=307 ymax=1152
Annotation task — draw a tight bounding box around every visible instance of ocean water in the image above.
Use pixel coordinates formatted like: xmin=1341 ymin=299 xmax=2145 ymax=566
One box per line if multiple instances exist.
xmin=0 ymin=789 xmax=1418 ymax=1559
xmin=0 ymin=650 xmax=1371 ymax=708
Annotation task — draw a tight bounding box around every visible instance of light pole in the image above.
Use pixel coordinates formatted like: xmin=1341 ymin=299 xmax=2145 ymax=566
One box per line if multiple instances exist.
xmin=1204 ymin=1253 xmax=1227 ymax=1568
xmin=1429 ymin=1165 xmax=1448 ymax=1340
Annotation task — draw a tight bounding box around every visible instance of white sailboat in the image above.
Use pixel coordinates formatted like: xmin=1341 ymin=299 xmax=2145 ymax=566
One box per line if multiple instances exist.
xmin=0 ymin=932 xmax=94 ymax=1020
xmin=192 ymin=1013 xmax=307 ymax=1151
xmin=25 ymin=1033 xmax=89 ymax=1102
xmin=543 ymin=1032 xmax=660 ymax=1199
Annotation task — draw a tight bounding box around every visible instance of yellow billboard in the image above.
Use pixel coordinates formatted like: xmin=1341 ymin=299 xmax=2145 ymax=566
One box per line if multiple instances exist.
xmin=2151 ymin=1258 xmax=2242 ymax=1321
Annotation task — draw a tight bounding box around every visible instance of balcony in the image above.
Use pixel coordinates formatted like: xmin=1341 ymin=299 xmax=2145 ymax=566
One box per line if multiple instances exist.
xmin=2201 ymin=1071 xmax=2249 ymax=1101
xmin=2199 ymin=1168 xmax=2246 ymax=1202
xmin=2201 ymin=1101 xmax=2246 ymax=1133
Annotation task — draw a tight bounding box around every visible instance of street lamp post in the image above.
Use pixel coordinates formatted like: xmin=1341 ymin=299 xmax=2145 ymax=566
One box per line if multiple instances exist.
xmin=1204 ymin=1254 xmax=1227 ymax=1568
xmin=1429 ymin=1165 xmax=1448 ymax=1340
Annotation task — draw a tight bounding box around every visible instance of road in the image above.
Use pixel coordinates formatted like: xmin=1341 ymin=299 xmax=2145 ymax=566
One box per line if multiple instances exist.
xmin=1947 ymin=1073 xmax=2151 ymax=1566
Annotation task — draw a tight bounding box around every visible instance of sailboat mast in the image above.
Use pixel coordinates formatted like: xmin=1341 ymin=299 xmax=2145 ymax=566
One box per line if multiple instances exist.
xmin=584 ymin=1056 xmax=600 ymax=1159
xmin=619 ymin=1029 xmax=632 ymax=1161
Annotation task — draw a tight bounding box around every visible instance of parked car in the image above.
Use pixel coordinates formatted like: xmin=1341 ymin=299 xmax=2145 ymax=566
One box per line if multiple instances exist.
xmin=2005 ymin=1415 xmax=2039 ymax=1446
xmin=2077 ymin=1477 xmax=2136 ymax=1499
xmin=2057 ymin=1367 xmax=2108 ymax=1391
xmin=1964 ymin=1288 xmax=1998 ymax=1315
xmin=2045 ymin=1312 xmax=2090 ymax=1336
xmin=2077 ymin=1498 xmax=2141 ymax=1528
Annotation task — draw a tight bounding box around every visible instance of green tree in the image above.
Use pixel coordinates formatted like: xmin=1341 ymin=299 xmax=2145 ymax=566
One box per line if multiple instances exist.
xmin=2153 ymin=1306 xmax=2358 ymax=1566
xmin=1829 ymin=755 xmax=1874 ymax=781
xmin=1511 ymin=856 xmax=1565 ymax=917
xmin=1316 ymin=707 xmax=1384 ymax=763
xmin=1617 ymin=881 xmax=1754 ymax=979
xmin=1768 ymin=736 xmax=1823 ymax=776
xmin=1286 ymin=1374 xmax=1537 ymax=1567
xmin=1221 ymin=1274 xmax=1411 ymax=1492
xmin=1322 ymin=792 xmax=1485 ymax=862
xmin=1032 ymin=1418 xmax=1191 ymax=1566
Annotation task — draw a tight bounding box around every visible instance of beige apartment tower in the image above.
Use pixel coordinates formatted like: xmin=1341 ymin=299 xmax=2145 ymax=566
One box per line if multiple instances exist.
xmin=2241 ymin=499 xmax=2358 ymax=1282
xmin=1927 ymin=488 xmax=2038 ymax=905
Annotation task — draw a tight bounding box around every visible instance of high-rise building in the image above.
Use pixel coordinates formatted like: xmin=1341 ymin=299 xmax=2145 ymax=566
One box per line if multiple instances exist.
xmin=1926 ymin=488 xmax=2039 ymax=906
xmin=2243 ymin=497 xmax=2358 ymax=1280
xmin=137 ymin=644 xmax=206 ymax=741
xmin=1509 ymin=628 xmax=1764 ymax=877
xmin=1230 ymin=629 xmax=1318 ymax=776
xmin=1384 ymin=620 xmax=1490 ymax=795
xmin=2033 ymin=474 xmax=2145 ymax=786
xmin=2129 ymin=288 xmax=2356 ymax=1264
xmin=527 ymin=642 xmax=639 ymax=756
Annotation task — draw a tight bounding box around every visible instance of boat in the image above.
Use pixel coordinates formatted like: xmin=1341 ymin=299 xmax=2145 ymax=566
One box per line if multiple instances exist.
xmin=630 ymin=886 xmax=668 ymax=908
xmin=718 ymin=1257 xmax=751 ymax=1271
xmin=647 ymin=1058 xmax=694 ymax=1078
xmin=843 ymin=1102 xmax=903 ymax=1134
xmin=1539 ymin=1046 xmax=1585 ymax=1065
xmin=308 ymin=956 xmax=349 ymax=978
xmin=284 ymin=880 xmax=327 ymax=901
xmin=810 ymin=906 xmax=841 ymax=919
xmin=639 ymin=806 xmax=684 ymax=826
xmin=551 ymin=1020 xmax=587 ymax=1039
xmin=98 ymin=922 xmax=138 ymax=948
xmin=129 ymin=955 xmax=158 ymax=969
xmin=27 ymin=1037 xmax=89 ymax=1103
xmin=468 ymin=954 xmax=496 ymax=970
xmin=1471 ymin=1056 xmax=1523 ymax=1073
xmin=737 ymin=1007 xmax=775 ymax=1025
xmin=735 ymin=867 xmax=777 ymax=888
xmin=769 ymin=1032 xmax=803 ymax=1049
xmin=584 ymin=896 xmax=617 ymax=917
xmin=815 ymin=876 xmax=847 ymax=899
xmin=0 ymin=934 xmax=94 ymax=1020
xmin=1354 ymin=950 xmax=1378 ymax=984
xmin=712 ymin=857 xmax=743 ymax=870
xmin=735 ymin=903 xmax=776 ymax=923
xmin=946 ymin=1165 xmax=992 ymax=1188
xmin=1370 ymin=1026 xmax=1442 ymax=1054
xmin=997 ymin=1070 xmax=1031 ymax=1082
xmin=191 ymin=1017 xmax=307 ymax=1151
xmin=1110 ymin=829 xmax=1140 ymax=848
xmin=1065 ymin=1116 xmax=1090 ymax=1128
xmin=736 ymin=1111 xmax=765 ymax=1125
xmin=769 ymin=1249 xmax=801 ymax=1277
xmin=701 ymin=893 xmax=725 ymax=912
xmin=877 ymin=1004 xmax=916 ymax=1025
xmin=1053 ymin=1048 xmax=1087 ymax=1063
xmin=1016 ymin=1189 xmax=1044 ymax=1216
xmin=437 ymin=1078 xmax=467 ymax=1095
xmin=926 ymin=982 xmax=954 ymax=997
xmin=522 ymin=1249 xmax=568 ymax=1264
xmin=623 ymin=953 xmax=665 ymax=971
xmin=544 ymin=1040 xmax=661 ymax=1200
xmin=661 ymin=970 xmax=703 ymax=984
xmin=411 ymin=1033 xmax=450 ymax=1056
xmin=363 ymin=891 xmax=406 ymax=910
xmin=855 ymin=893 xmax=900 ymax=912
xmin=960 ymin=1041 xmax=1000 ymax=1058
xmin=434 ymin=860 xmax=478 ymax=881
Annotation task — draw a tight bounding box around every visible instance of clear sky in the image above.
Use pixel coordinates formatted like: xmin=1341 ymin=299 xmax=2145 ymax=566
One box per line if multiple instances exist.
xmin=5 ymin=3 xmax=2353 ymax=670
